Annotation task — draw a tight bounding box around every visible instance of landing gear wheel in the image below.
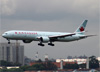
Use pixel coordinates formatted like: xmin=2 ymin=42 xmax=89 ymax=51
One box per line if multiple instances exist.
xmin=48 ymin=43 xmax=55 ymax=46
xmin=38 ymin=43 xmax=45 ymax=46
xmin=8 ymin=41 xmax=10 ymax=44
xmin=7 ymin=39 xmax=10 ymax=44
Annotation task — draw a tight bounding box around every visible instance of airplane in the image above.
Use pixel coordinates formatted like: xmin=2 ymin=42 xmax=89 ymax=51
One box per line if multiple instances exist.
xmin=2 ymin=20 xmax=95 ymax=46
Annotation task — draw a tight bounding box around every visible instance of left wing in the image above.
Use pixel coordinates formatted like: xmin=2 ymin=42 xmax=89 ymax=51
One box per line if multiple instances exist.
xmin=49 ymin=33 xmax=75 ymax=38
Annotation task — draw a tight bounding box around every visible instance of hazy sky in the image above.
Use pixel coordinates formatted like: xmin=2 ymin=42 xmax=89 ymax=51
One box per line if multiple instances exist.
xmin=0 ymin=0 xmax=99 ymax=60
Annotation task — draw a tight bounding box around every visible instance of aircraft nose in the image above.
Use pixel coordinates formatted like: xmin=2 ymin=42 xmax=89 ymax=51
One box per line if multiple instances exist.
xmin=2 ymin=33 xmax=6 ymax=38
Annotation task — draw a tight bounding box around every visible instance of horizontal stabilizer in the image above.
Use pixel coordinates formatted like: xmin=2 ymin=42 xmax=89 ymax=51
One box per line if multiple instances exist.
xmin=86 ymin=35 xmax=97 ymax=37
xmin=79 ymin=35 xmax=97 ymax=39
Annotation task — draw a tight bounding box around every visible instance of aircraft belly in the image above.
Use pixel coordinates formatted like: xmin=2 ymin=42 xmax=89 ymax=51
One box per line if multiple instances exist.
xmin=57 ymin=36 xmax=79 ymax=42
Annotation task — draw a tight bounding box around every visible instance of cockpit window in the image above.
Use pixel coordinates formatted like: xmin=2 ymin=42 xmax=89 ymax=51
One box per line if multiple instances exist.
xmin=5 ymin=33 xmax=7 ymax=34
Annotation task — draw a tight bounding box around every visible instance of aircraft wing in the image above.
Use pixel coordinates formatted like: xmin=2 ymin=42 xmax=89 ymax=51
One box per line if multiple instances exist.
xmin=49 ymin=33 xmax=75 ymax=38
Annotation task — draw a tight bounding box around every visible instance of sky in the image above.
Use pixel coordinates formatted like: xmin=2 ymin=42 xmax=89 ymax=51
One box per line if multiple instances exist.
xmin=0 ymin=0 xmax=99 ymax=60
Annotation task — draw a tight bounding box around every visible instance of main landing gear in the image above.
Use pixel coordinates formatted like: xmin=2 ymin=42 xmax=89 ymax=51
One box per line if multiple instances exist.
xmin=48 ymin=43 xmax=55 ymax=46
xmin=38 ymin=42 xmax=55 ymax=47
xmin=38 ymin=43 xmax=45 ymax=46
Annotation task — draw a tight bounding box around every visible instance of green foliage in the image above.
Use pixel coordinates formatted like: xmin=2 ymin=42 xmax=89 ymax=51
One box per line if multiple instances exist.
xmin=35 ymin=59 xmax=42 ymax=62
xmin=0 ymin=60 xmax=13 ymax=66
xmin=64 ymin=63 xmax=79 ymax=69
xmin=21 ymin=64 xmax=45 ymax=71
xmin=0 ymin=69 xmax=8 ymax=72
xmin=42 ymin=62 xmax=57 ymax=70
xmin=8 ymin=68 xmax=23 ymax=72
xmin=20 ymin=65 xmax=30 ymax=71
xmin=13 ymin=62 xmax=22 ymax=66
xmin=0 ymin=60 xmax=21 ymax=66
xmin=32 ymin=64 xmax=45 ymax=70
xmin=89 ymin=56 xmax=99 ymax=69
xmin=79 ymin=63 xmax=86 ymax=69
xmin=0 ymin=68 xmax=23 ymax=72
xmin=20 ymin=62 xmax=57 ymax=71
xmin=20 ymin=64 xmax=44 ymax=71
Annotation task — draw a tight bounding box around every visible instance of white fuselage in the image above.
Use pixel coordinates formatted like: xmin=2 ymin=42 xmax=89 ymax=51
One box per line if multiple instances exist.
xmin=2 ymin=30 xmax=85 ymax=42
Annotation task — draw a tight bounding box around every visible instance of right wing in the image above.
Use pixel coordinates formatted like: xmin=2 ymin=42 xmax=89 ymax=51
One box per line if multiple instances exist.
xmin=49 ymin=33 xmax=75 ymax=38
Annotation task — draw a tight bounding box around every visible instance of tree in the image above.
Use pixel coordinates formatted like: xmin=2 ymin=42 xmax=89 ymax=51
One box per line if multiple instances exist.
xmin=8 ymin=68 xmax=23 ymax=72
xmin=20 ymin=65 xmax=30 ymax=71
xmin=32 ymin=64 xmax=45 ymax=70
xmin=0 ymin=60 xmax=13 ymax=66
xmin=0 ymin=68 xmax=24 ymax=72
xmin=35 ymin=59 xmax=42 ymax=62
xmin=89 ymin=56 xmax=99 ymax=69
xmin=42 ymin=61 xmax=57 ymax=70
xmin=0 ymin=60 xmax=21 ymax=66
xmin=64 ymin=63 xmax=79 ymax=69
xmin=20 ymin=64 xmax=45 ymax=71
xmin=20 ymin=62 xmax=57 ymax=71
xmin=79 ymin=63 xmax=86 ymax=69
xmin=13 ymin=62 xmax=22 ymax=66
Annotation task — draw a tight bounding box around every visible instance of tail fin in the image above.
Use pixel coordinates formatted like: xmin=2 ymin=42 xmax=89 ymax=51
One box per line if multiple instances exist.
xmin=75 ymin=20 xmax=88 ymax=34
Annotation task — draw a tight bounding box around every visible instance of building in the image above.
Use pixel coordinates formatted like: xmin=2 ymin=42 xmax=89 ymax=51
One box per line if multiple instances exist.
xmin=24 ymin=56 xmax=34 ymax=65
xmin=35 ymin=52 xmax=39 ymax=61
xmin=44 ymin=54 xmax=49 ymax=62
xmin=30 ymin=61 xmax=77 ymax=69
xmin=56 ymin=58 xmax=86 ymax=64
xmin=56 ymin=57 xmax=100 ymax=64
xmin=0 ymin=43 xmax=24 ymax=65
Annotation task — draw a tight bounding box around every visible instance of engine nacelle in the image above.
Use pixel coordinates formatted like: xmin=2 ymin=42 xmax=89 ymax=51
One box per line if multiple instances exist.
xmin=23 ymin=40 xmax=33 ymax=43
xmin=40 ymin=36 xmax=50 ymax=43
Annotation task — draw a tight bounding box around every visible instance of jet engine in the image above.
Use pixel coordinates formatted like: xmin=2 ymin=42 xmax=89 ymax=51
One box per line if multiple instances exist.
xmin=40 ymin=36 xmax=50 ymax=43
xmin=23 ymin=40 xmax=33 ymax=43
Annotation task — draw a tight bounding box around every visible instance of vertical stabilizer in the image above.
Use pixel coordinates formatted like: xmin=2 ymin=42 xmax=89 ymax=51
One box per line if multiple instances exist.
xmin=75 ymin=20 xmax=88 ymax=33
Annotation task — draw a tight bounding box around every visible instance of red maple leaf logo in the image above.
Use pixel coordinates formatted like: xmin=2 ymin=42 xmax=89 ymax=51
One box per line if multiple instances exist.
xmin=80 ymin=27 xmax=84 ymax=32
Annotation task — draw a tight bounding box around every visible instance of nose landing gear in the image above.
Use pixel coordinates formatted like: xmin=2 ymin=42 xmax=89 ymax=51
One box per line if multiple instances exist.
xmin=8 ymin=41 xmax=10 ymax=44
xmin=7 ymin=39 xmax=10 ymax=44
